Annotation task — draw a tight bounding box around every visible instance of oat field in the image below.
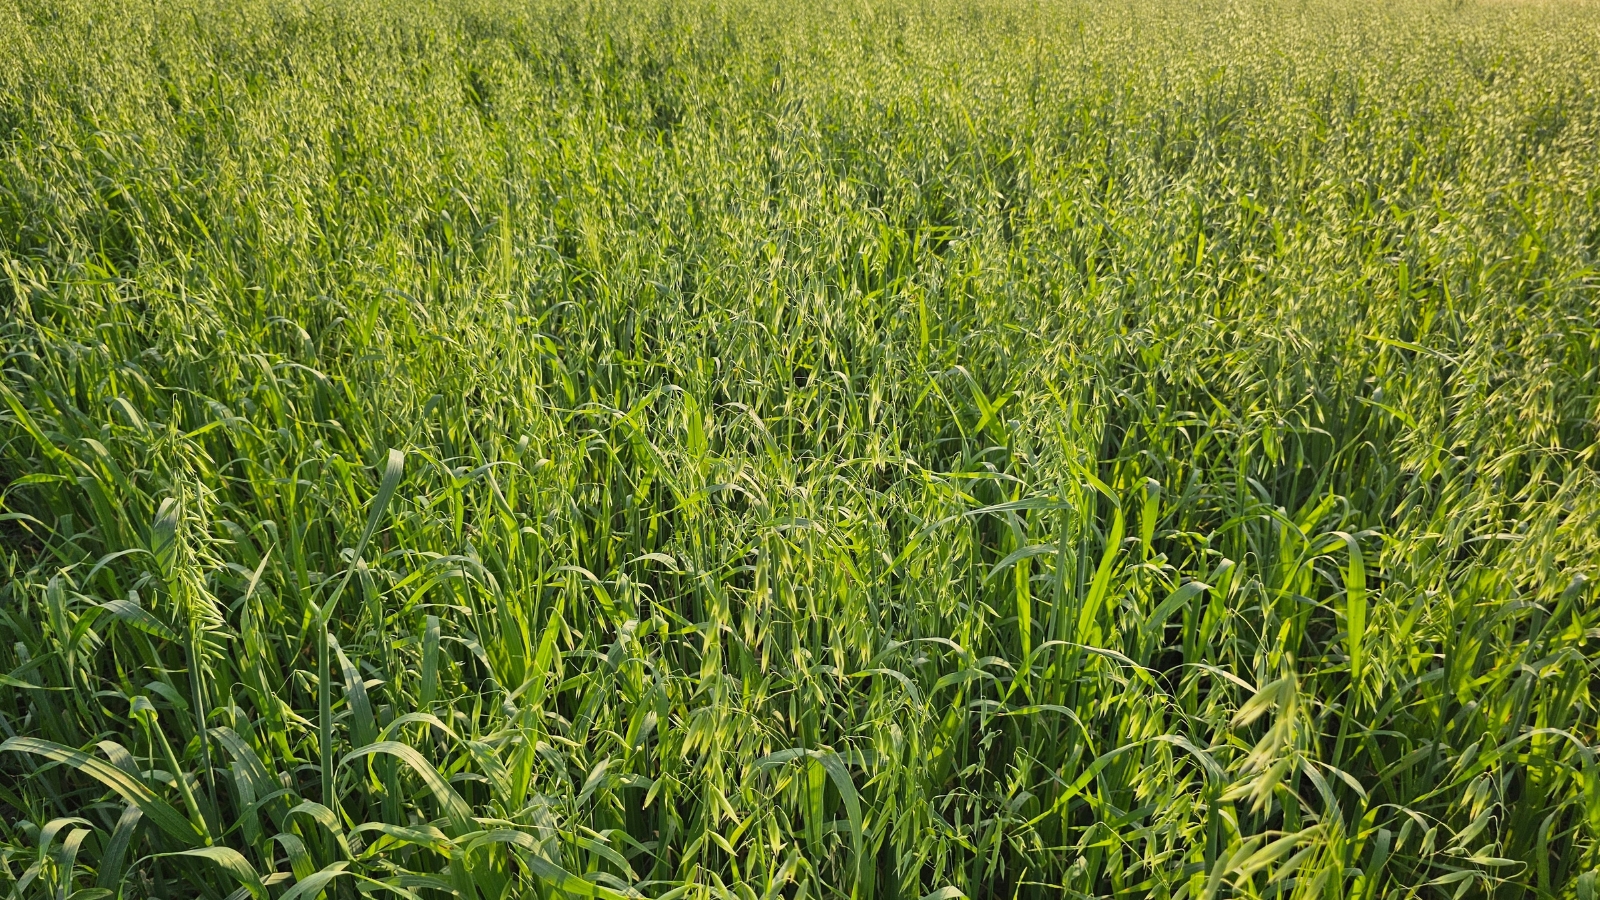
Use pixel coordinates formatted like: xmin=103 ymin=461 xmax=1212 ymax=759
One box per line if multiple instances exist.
xmin=2 ymin=0 xmax=1599 ymax=897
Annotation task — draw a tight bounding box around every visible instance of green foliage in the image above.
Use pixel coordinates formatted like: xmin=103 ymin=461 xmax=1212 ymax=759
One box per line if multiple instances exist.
xmin=1 ymin=0 xmax=1598 ymax=896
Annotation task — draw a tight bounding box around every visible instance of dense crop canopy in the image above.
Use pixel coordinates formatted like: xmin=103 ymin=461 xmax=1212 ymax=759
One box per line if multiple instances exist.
xmin=1 ymin=0 xmax=1599 ymax=897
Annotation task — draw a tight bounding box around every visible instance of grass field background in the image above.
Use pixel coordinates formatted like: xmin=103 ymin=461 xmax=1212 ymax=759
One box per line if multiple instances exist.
xmin=2 ymin=0 xmax=1600 ymax=897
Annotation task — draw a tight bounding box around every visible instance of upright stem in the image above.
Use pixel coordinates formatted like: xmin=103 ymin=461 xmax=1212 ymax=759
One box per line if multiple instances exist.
xmin=317 ymin=602 xmax=333 ymax=806
xmin=187 ymin=622 xmax=217 ymax=817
